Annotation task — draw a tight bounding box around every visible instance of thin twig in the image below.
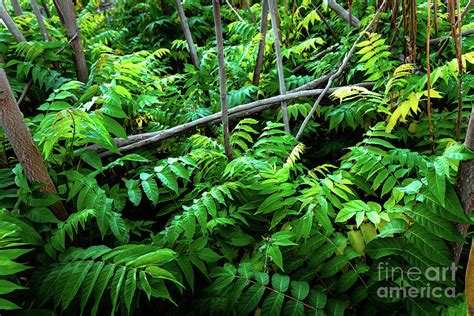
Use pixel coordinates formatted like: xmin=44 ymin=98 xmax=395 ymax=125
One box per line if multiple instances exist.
xmin=313 ymin=5 xmax=340 ymax=42
xmin=454 ymin=0 xmax=464 ymax=141
xmin=30 ymin=0 xmax=51 ymax=42
xmin=252 ymin=0 xmax=269 ymax=86
xmin=242 ymin=0 xmax=257 ymax=24
xmin=225 ymin=0 xmax=245 ymax=23
xmin=17 ymin=80 xmax=32 ymax=106
xmin=295 ymin=0 xmax=387 ymax=140
xmin=291 ymin=45 xmax=338 ymax=75
xmin=426 ymin=0 xmax=435 ymax=154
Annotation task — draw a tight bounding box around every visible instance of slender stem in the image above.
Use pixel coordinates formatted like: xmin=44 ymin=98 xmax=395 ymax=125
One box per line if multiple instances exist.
xmin=213 ymin=0 xmax=233 ymax=159
xmin=30 ymin=0 xmax=51 ymax=42
xmin=252 ymin=0 xmax=268 ymax=86
xmin=42 ymin=0 xmax=52 ymax=18
xmin=268 ymin=0 xmax=290 ymax=132
xmin=241 ymin=277 xmax=318 ymax=311
xmin=430 ymin=28 xmax=474 ymax=44
xmin=225 ymin=0 xmax=245 ymax=23
xmin=313 ymin=6 xmax=340 ymax=42
xmin=295 ymin=0 xmax=387 ymax=140
xmin=454 ymin=0 xmax=464 ymax=141
xmin=17 ymin=80 xmax=32 ymax=106
xmin=242 ymin=0 xmax=257 ymax=24
xmin=426 ymin=0 xmax=435 ymax=154
xmin=349 ymin=0 xmax=353 ymax=27
xmin=410 ymin=0 xmax=417 ymax=66
xmin=434 ymin=1 xmax=472 ymax=61
xmin=174 ymin=0 xmax=200 ymax=68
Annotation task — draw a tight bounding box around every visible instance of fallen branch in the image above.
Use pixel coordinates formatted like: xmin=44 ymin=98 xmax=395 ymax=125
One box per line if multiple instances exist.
xmin=95 ymin=82 xmax=374 ymax=158
xmin=327 ymin=0 xmax=360 ymax=28
xmin=295 ymin=0 xmax=387 ymax=140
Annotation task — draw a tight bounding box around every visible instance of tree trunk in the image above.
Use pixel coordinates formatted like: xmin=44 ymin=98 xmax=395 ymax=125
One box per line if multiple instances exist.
xmin=10 ymin=0 xmax=23 ymax=16
xmin=252 ymin=0 xmax=268 ymax=86
xmin=0 ymin=69 xmax=68 ymax=220
xmin=455 ymin=107 xmax=474 ymax=314
xmin=30 ymin=0 xmax=51 ymax=42
xmin=268 ymin=0 xmax=289 ymax=132
xmin=212 ymin=0 xmax=233 ymax=159
xmin=453 ymin=107 xmax=474 ymax=264
xmin=53 ymin=0 xmax=88 ymax=83
xmin=174 ymin=0 xmax=200 ymax=69
xmin=0 ymin=3 xmax=26 ymax=42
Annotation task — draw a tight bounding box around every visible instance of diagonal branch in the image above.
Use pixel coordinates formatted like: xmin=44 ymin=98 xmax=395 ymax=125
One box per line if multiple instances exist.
xmin=295 ymin=0 xmax=387 ymax=141
xmin=0 ymin=3 xmax=26 ymax=42
xmin=252 ymin=0 xmax=269 ymax=86
xmin=174 ymin=0 xmax=200 ymax=68
xmin=93 ymin=82 xmax=374 ymax=158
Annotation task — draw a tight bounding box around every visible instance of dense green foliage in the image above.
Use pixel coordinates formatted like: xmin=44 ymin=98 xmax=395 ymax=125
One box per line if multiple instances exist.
xmin=0 ymin=0 xmax=473 ymax=315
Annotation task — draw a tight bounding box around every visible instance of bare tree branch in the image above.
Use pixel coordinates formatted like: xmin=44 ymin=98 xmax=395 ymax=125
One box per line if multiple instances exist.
xmin=30 ymin=0 xmax=51 ymax=42
xmin=252 ymin=0 xmax=268 ymax=86
xmin=213 ymin=0 xmax=233 ymax=159
xmin=242 ymin=0 xmax=256 ymax=24
xmin=295 ymin=0 xmax=387 ymax=140
xmin=92 ymin=82 xmax=374 ymax=157
xmin=268 ymin=0 xmax=289 ymax=132
xmin=174 ymin=0 xmax=200 ymax=68
xmin=0 ymin=3 xmax=26 ymax=42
